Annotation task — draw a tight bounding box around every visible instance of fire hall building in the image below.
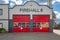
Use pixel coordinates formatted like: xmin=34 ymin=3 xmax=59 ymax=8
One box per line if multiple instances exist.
xmin=0 ymin=0 xmax=56 ymax=32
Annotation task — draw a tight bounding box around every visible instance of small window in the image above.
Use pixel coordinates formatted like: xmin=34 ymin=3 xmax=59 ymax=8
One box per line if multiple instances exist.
xmin=0 ymin=9 xmax=3 ymax=15
xmin=0 ymin=23 xmax=3 ymax=28
xmin=41 ymin=8 xmax=43 ymax=12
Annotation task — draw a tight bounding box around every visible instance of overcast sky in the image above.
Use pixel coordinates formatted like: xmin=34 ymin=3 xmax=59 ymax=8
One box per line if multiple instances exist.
xmin=0 ymin=0 xmax=60 ymax=23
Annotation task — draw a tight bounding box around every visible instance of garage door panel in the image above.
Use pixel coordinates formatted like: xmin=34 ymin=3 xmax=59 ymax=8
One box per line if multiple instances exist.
xmin=13 ymin=15 xmax=30 ymax=22
xmin=13 ymin=26 xmax=30 ymax=32
xmin=13 ymin=27 xmax=22 ymax=32
xmin=42 ymin=27 xmax=49 ymax=32
xmin=22 ymin=27 xmax=30 ymax=32
xmin=33 ymin=27 xmax=49 ymax=32
xmin=33 ymin=15 xmax=50 ymax=22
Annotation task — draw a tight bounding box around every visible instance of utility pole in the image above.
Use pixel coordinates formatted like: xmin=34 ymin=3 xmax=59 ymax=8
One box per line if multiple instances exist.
xmin=27 ymin=0 xmax=34 ymax=1
xmin=48 ymin=0 xmax=52 ymax=8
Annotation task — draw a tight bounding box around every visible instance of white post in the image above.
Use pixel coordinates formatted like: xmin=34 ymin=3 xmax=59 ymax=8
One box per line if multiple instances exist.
xmin=30 ymin=14 xmax=32 ymax=19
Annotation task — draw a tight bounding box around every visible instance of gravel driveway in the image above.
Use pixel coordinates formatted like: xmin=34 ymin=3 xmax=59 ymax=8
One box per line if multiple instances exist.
xmin=0 ymin=32 xmax=60 ymax=40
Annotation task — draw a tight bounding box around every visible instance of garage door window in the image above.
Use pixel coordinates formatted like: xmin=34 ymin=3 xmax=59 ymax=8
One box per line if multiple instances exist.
xmin=13 ymin=22 xmax=18 ymax=27
xmin=33 ymin=22 xmax=49 ymax=27
xmin=33 ymin=23 xmax=40 ymax=27
xmin=40 ymin=22 xmax=49 ymax=27
xmin=13 ymin=22 xmax=30 ymax=27
xmin=18 ymin=23 xmax=30 ymax=27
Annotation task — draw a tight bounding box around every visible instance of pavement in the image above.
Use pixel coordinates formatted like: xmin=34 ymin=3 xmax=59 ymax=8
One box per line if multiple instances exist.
xmin=0 ymin=32 xmax=60 ymax=40
xmin=53 ymin=29 xmax=60 ymax=35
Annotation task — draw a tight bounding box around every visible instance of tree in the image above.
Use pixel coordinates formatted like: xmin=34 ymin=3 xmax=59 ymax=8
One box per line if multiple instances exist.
xmin=57 ymin=23 xmax=60 ymax=29
xmin=54 ymin=23 xmax=60 ymax=29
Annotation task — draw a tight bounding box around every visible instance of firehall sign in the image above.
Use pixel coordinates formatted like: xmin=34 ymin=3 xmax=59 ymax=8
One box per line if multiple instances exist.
xmin=20 ymin=8 xmax=42 ymax=12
